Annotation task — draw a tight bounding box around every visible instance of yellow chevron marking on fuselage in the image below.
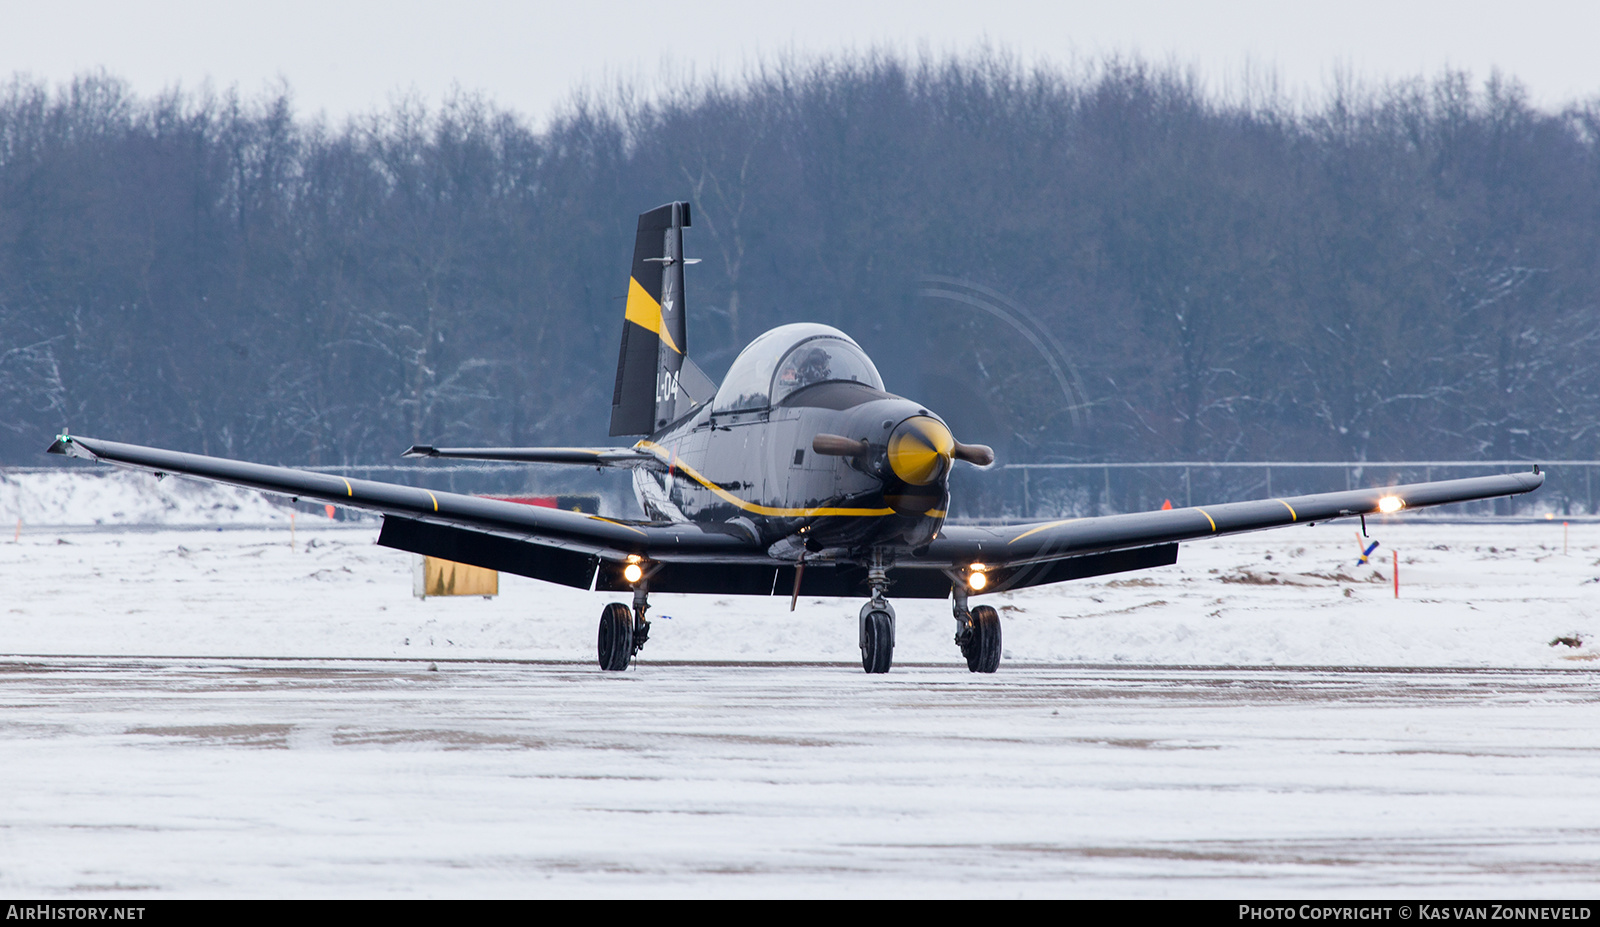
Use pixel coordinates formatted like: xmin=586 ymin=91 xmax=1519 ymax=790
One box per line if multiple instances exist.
xmin=1008 ymin=518 xmax=1079 ymax=544
xmin=341 ymin=477 xmax=353 ymax=497
xmin=1196 ymin=507 xmax=1217 ymax=531
xmin=625 ymin=276 xmax=682 ymax=355
xmin=1276 ymin=499 xmax=1297 ymax=521
xmin=635 ymin=440 xmax=896 ymax=518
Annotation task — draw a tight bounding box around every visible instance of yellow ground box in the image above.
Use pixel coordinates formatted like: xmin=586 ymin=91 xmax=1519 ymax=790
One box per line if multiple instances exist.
xmin=413 ymin=555 xmax=498 ymax=598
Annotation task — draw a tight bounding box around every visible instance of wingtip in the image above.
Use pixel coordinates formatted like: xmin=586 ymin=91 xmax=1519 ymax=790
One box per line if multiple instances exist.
xmin=46 ymin=432 xmax=95 ymax=461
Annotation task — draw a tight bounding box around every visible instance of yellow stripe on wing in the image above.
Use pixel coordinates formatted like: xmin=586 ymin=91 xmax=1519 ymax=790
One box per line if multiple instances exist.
xmin=1276 ymin=499 xmax=1297 ymax=521
xmin=1007 ymin=518 xmax=1079 ymax=544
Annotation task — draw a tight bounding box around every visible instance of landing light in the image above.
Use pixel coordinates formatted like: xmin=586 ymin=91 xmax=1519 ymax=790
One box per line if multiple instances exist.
xmin=968 ymin=563 xmax=988 ymax=591
xmin=623 ymin=562 xmax=644 ymax=584
xmin=1377 ymin=495 xmax=1404 ymax=514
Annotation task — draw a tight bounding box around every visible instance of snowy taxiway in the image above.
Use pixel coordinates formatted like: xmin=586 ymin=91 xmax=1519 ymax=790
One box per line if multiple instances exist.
xmin=2 ymin=658 xmax=1597 ymax=898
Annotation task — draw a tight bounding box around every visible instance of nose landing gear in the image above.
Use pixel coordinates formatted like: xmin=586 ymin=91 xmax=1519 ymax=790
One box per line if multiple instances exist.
xmin=859 ymin=550 xmax=895 ymax=673
xmin=597 ymin=580 xmax=652 ymax=671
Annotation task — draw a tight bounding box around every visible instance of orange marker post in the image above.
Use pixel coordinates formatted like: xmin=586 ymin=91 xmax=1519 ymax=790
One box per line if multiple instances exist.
xmin=1393 ymin=549 xmax=1399 ymax=598
xmin=325 ymin=503 xmax=337 ymax=520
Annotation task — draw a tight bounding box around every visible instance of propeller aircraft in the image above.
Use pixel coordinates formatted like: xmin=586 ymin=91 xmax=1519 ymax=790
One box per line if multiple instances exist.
xmin=49 ymin=202 xmax=1546 ymax=673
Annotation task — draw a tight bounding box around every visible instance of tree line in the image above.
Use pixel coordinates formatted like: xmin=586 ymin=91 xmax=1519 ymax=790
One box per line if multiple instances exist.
xmin=1 ymin=55 xmax=1596 ymax=508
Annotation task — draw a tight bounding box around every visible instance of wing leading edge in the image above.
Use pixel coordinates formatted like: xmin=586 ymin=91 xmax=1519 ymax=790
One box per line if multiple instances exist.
xmin=48 ymin=435 xmax=766 ymax=591
xmin=920 ymin=470 xmax=1545 ymax=594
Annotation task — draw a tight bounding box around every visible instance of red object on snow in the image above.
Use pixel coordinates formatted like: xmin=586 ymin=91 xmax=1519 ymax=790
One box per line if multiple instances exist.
xmin=1161 ymin=499 xmax=1173 ymax=510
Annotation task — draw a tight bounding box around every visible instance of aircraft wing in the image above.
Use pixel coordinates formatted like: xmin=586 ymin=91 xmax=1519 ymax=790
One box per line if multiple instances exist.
xmin=45 ymin=434 xmax=1545 ymax=601
xmin=400 ymin=444 xmax=666 ymax=470
xmin=47 ymin=435 xmax=768 ymax=590
xmin=915 ymin=470 xmax=1545 ymax=594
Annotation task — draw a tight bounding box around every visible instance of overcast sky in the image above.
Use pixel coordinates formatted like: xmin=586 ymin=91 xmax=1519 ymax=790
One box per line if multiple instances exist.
xmin=3 ymin=0 xmax=1597 ymax=123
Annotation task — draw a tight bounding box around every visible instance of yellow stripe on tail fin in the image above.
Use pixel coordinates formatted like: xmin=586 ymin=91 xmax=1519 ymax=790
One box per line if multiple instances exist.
xmin=611 ymin=201 xmax=697 ymax=435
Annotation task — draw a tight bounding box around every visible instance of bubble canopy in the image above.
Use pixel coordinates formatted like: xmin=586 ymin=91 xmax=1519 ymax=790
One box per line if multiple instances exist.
xmin=711 ymin=324 xmax=884 ymax=413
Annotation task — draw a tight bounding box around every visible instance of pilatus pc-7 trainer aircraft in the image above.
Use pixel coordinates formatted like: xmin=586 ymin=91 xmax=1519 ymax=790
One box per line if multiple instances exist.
xmin=51 ymin=202 xmax=1545 ymax=673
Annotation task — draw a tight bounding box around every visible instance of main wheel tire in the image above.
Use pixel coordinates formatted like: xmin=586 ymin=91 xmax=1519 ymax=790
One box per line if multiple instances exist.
xmin=861 ymin=609 xmax=894 ymax=674
xmin=966 ymin=604 xmax=1002 ymax=674
xmin=597 ymin=602 xmax=634 ymax=671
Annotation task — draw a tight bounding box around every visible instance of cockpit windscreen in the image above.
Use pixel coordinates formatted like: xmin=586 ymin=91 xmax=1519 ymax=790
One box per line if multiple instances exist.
xmin=711 ymin=324 xmax=883 ymax=413
xmin=769 ymin=340 xmax=881 ymax=405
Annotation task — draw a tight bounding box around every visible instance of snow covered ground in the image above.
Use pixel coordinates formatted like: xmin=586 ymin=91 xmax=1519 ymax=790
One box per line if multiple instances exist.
xmin=0 ymin=468 xmax=296 ymax=527
xmin=2 ymin=659 xmax=1597 ymax=898
xmin=2 ymin=471 xmax=1599 ymax=896
xmin=1 ymin=518 xmax=1595 ymax=668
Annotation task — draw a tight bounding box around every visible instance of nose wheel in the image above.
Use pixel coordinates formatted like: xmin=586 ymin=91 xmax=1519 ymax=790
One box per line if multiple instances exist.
xmin=858 ymin=549 xmax=896 ymax=673
xmin=860 ymin=602 xmax=895 ymax=673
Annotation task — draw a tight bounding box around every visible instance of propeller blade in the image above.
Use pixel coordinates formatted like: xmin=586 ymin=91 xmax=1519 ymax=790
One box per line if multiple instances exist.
xmin=952 ymin=441 xmax=995 ymax=466
xmin=812 ymin=434 xmax=869 ymax=456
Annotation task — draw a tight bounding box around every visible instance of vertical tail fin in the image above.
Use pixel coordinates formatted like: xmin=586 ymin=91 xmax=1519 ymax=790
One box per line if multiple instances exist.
xmin=609 ymin=202 xmax=713 ymax=435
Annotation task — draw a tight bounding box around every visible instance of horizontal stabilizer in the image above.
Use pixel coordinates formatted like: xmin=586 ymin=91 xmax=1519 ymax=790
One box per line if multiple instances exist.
xmin=401 ymin=444 xmax=666 ymax=470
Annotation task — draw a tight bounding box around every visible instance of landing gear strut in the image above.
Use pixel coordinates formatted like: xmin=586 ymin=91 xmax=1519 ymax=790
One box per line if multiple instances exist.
xmin=597 ymin=581 xmax=652 ymax=671
xmin=859 ymin=549 xmax=895 ymax=674
xmin=952 ymin=581 xmax=1001 ymax=673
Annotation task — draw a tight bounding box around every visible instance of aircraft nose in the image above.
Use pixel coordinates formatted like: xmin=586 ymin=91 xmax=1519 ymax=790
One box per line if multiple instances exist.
xmin=887 ymin=416 xmax=954 ymax=485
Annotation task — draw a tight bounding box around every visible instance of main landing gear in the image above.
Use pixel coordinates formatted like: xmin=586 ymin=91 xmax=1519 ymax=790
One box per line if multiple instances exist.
xmin=597 ymin=582 xmax=652 ymax=671
xmin=952 ymin=580 xmax=1001 ymax=673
